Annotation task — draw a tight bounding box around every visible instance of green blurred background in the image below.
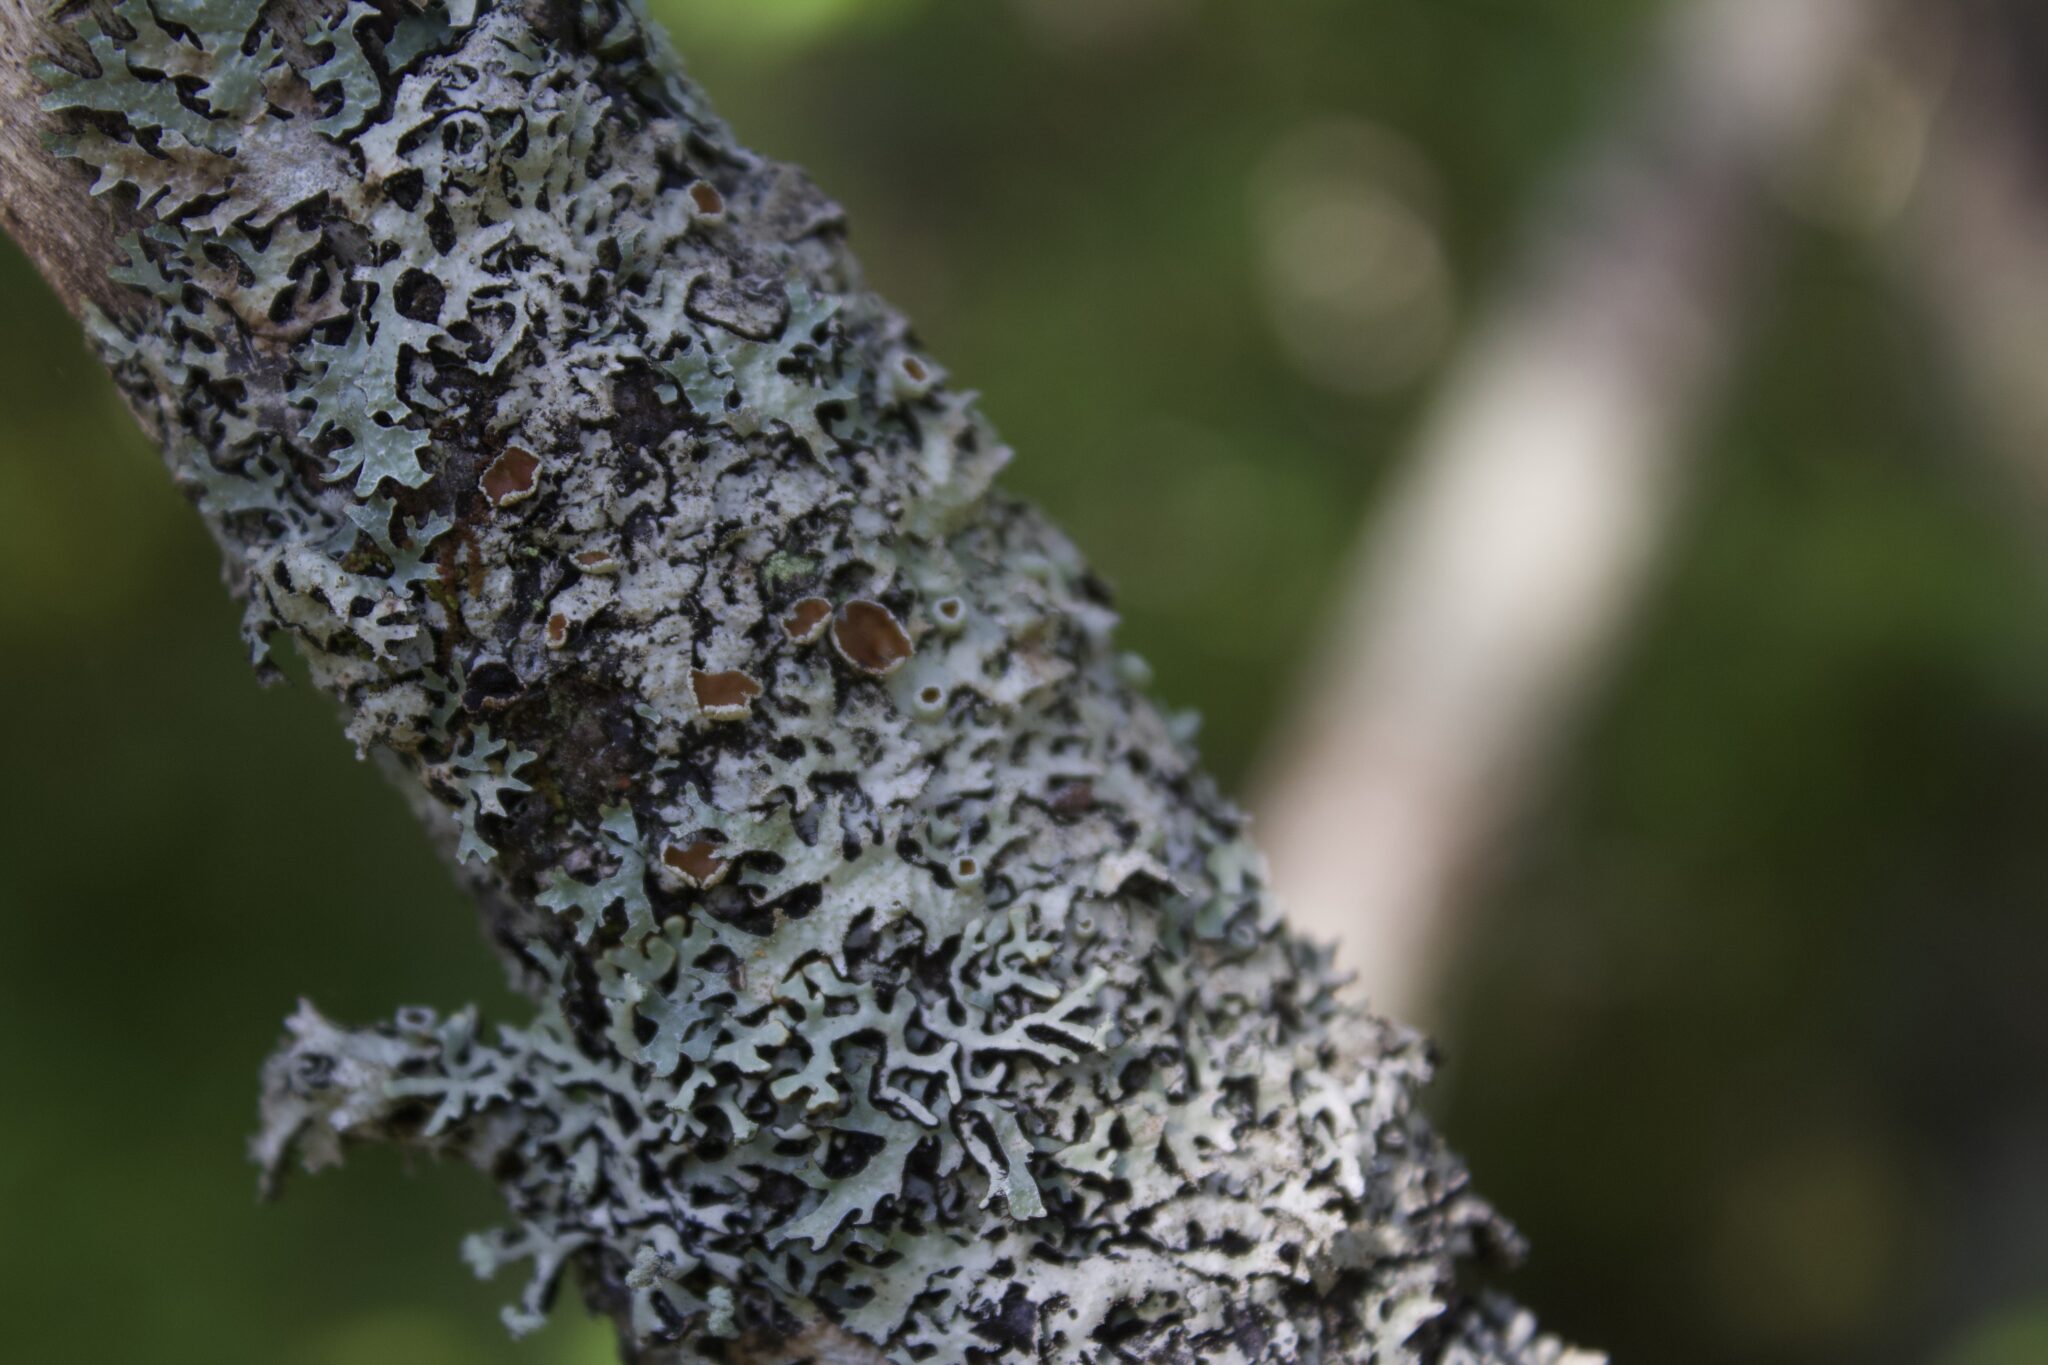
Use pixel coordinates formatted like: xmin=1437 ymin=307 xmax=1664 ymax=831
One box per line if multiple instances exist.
xmin=2 ymin=2 xmax=2044 ymax=1362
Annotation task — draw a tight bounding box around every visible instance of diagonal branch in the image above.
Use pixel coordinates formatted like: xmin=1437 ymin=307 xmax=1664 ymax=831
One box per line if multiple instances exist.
xmin=1254 ymin=0 xmax=1885 ymax=1023
xmin=0 ymin=1 xmax=1593 ymax=1362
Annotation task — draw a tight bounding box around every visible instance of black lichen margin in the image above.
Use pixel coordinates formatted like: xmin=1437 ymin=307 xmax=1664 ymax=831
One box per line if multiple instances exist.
xmin=37 ymin=1 xmax=1597 ymax=1361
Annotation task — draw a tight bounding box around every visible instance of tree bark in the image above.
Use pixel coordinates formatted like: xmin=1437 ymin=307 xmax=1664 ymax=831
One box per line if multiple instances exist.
xmin=0 ymin=2 xmax=1593 ymax=1362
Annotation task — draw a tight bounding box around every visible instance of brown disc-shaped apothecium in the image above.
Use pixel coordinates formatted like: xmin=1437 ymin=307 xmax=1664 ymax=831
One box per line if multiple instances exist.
xmin=480 ymin=447 xmax=542 ymax=507
xmin=692 ymin=669 xmax=763 ymax=720
xmin=830 ymin=599 xmax=913 ymax=676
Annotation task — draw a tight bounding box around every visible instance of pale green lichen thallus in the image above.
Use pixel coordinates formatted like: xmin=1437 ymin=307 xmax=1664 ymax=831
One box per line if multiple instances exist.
xmin=37 ymin=1 xmax=1590 ymax=1360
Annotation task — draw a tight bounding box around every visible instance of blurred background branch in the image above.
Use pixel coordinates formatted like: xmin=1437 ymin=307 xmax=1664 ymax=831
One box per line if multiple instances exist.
xmin=1254 ymin=0 xmax=1884 ymax=1024
xmin=1893 ymin=0 xmax=2048 ymax=526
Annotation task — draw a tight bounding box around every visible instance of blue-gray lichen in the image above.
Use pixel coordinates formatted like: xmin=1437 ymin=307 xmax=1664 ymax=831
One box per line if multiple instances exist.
xmin=32 ymin=2 xmax=1596 ymax=1361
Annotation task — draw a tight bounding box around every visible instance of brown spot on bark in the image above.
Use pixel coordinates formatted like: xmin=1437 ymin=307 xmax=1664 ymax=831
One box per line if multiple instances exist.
xmin=1049 ymin=780 xmax=1095 ymax=816
xmin=692 ymin=668 xmax=763 ymax=721
xmin=574 ymin=549 xmax=619 ymax=575
xmin=689 ymin=181 xmax=726 ymax=217
xmin=480 ymin=447 xmax=542 ymax=507
xmin=462 ymin=659 xmax=522 ymax=713
xmin=782 ymin=596 xmax=832 ymax=644
xmin=910 ymin=680 xmax=947 ymax=719
xmin=437 ymin=525 xmax=487 ymax=595
xmin=546 ymin=614 xmax=570 ymax=649
xmin=888 ymin=352 xmax=939 ymax=404
xmin=663 ymin=840 xmax=729 ymax=889
xmin=832 ymin=599 xmax=914 ymax=676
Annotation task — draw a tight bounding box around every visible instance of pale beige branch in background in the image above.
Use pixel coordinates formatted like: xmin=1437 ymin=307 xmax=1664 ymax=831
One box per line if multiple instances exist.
xmin=1890 ymin=2 xmax=2048 ymax=522
xmin=1256 ymin=0 xmax=1883 ymax=1024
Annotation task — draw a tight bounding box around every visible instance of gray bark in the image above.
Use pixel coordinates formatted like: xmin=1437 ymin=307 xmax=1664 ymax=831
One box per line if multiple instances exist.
xmin=0 ymin=2 xmax=1593 ymax=1362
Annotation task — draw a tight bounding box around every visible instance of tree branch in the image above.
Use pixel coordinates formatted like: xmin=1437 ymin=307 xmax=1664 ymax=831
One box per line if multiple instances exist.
xmin=1891 ymin=0 xmax=2048 ymax=515
xmin=0 ymin=1 xmax=127 ymax=318
xmin=0 ymin=1 xmax=1593 ymax=1361
xmin=1254 ymin=0 xmax=1883 ymax=1023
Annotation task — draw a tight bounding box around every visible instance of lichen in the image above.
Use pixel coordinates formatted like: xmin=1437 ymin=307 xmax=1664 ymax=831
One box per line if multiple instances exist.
xmin=36 ymin=2 xmax=1596 ymax=1361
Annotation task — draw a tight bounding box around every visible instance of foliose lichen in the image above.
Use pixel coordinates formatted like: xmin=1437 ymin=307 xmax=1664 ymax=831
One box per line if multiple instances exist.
xmin=36 ymin=1 xmax=1599 ymax=1360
